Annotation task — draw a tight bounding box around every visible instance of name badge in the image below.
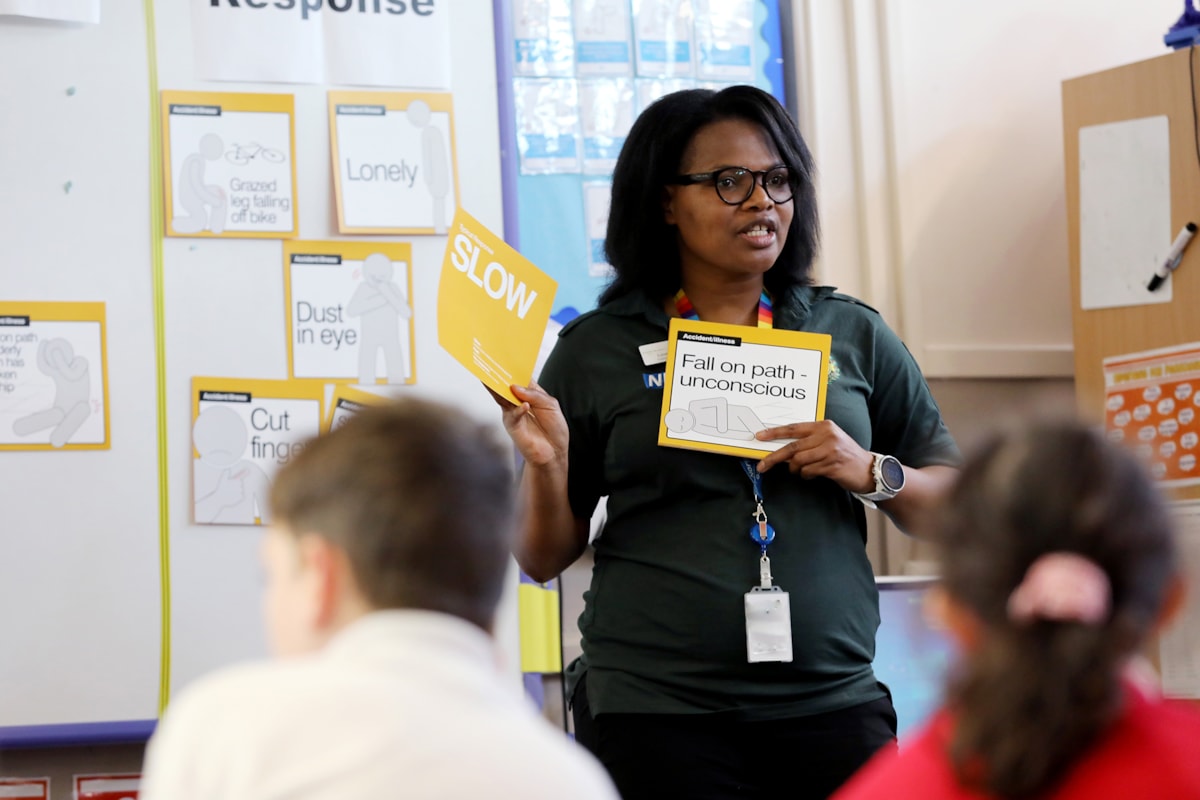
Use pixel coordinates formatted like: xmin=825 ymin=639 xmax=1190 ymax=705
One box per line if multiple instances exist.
xmin=639 ymin=339 xmax=668 ymax=366
xmin=745 ymin=588 xmax=793 ymax=663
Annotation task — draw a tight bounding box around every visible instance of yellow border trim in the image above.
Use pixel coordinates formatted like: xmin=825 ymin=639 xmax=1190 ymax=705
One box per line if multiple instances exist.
xmin=142 ymin=0 xmax=172 ymax=715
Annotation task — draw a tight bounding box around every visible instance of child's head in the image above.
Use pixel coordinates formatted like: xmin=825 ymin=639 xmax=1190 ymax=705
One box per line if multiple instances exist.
xmin=262 ymin=397 xmax=515 ymax=656
xmin=932 ymin=420 xmax=1181 ymax=798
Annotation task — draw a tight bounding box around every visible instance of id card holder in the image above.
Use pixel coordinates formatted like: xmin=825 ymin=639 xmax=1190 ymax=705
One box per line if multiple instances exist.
xmin=744 ymin=587 xmax=793 ymax=663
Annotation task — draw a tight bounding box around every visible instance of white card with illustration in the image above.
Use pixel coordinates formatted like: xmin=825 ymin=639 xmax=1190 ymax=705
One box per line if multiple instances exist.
xmin=323 ymin=384 xmax=389 ymax=434
xmin=0 ymin=302 xmax=109 ymax=451
xmin=329 ymin=90 xmax=458 ymax=235
xmin=658 ymin=318 xmax=832 ymax=460
xmin=191 ymin=379 xmax=323 ymax=526
xmin=284 ymin=240 xmax=417 ymax=386
xmin=162 ymin=90 xmax=298 ymax=239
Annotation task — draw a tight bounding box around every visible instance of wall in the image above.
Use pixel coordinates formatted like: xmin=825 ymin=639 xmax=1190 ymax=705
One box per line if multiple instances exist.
xmin=794 ymin=0 xmax=1182 ymax=377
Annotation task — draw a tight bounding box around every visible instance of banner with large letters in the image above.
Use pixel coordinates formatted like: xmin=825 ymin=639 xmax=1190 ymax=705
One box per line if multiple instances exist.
xmin=190 ymin=0 xmax=451 ymax=89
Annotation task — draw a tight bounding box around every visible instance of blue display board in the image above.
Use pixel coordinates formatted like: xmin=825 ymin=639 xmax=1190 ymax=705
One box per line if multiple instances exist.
xmin=492 ymin=0 xmax=791 ymax=319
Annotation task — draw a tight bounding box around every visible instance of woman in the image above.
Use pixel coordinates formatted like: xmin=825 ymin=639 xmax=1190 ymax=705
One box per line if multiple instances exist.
xmin=834 ymin=421 xmax=1200 ymax=799
xmin=499 ymin=86 xmax=959 ymax=799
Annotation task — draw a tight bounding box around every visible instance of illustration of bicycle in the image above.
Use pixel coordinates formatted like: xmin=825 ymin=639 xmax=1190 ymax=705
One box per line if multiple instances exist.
xmin=225 ymin=142 xmax=286 ymax=166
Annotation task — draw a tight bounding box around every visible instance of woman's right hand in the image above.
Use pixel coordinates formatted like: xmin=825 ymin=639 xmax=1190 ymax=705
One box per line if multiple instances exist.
xmin=489 ymin=381 xmax=569 ymax=468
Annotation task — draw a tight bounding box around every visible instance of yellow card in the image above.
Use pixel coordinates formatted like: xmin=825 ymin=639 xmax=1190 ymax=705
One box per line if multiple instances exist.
xmin=658 ymin=318 xmax=832 ymax=459
xmin=0 ymin=301 xmax=110 ymax=451
xmin=283 ymin=240 xmax=417 ymax=386
xmin=162 ymin=90 xmax=299 ymax=239
xmin=323 ymin=384 xmax=389 ymax=433
xmin=328 ymin=90 xmax=459 ymax=235
xmin=191 ymin=377 xmax=324 ymax=526
xmin=437 ymin=208 xmax=557 ymax=403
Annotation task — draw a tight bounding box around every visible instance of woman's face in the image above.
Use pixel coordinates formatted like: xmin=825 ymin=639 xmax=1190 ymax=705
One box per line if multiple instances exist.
xmin=664 ymin=117 xmax=793 ymax=287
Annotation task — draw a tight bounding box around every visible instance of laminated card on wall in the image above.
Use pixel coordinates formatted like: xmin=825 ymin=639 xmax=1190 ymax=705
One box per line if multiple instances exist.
xmin=323 ymin=384 xmax=388 ymax=434
xmin=329 ymin=90 xmax=459 ymax=235
xmin=161 ymin=90 xmax=299 ymax=239
xmin=0 ymin=302 xmax=110 ymax=451
xmin=437 ymin=208 xmax=557 ymax=404
xmin=191 ymin=378 xmax=324 ymax=526
xmin=658 ymin=318 xmax=831 ymax=459
xmin=284 ymin=240 xmax=417 ymax=386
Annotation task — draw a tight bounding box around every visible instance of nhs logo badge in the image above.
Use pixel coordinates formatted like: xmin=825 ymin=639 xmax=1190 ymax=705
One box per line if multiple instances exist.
xmin=642 ymin=372 xmax=665 ymax=389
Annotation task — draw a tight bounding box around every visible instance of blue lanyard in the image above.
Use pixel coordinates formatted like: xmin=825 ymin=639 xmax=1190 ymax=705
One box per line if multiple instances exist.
xmin=741 ymin=460 xmax=776 ymax=555
xmin=672 ymin=290 xmax=779 ymax=557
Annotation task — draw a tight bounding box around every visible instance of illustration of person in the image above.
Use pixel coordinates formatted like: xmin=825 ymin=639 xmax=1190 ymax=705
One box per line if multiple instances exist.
xmin=192 ymin=405 xmax=272 ymax=525
xmin=406 ymin=100 xmax=451 ymax=234
xmin=172 ymin=133 xmax=227 ymax=235
xmin=12 ymin=338 xmax=91 ymax=448
xmin=664 ymin=396 xmax=768 ymax=441
xmin=347 ymin=253 xmax=413 ymax=385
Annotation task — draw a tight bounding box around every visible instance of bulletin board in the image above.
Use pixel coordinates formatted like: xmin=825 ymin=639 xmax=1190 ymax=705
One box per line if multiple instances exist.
xmin=0 ymin=1 xmax=511 ymax=744
xmin=492 ymin=0 xmax=792 ymax=320
xmin=1063 ymin=47 xmax=1200 ymax=502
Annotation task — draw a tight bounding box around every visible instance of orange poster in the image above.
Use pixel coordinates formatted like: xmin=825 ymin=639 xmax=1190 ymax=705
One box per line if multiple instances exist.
xmin=1104 ymin=342 xmax=1200 ymax=487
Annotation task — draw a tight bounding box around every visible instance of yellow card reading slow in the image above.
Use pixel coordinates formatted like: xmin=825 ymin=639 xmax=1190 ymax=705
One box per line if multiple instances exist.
xmin=658 ymin=318 xmax=832 ymax=459
xmin=437 ymin=208 xmax=557 ymax=403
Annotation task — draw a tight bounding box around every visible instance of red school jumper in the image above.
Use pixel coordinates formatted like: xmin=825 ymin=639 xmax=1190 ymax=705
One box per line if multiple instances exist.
xmin=833 ymin=688 xmax=1200 ymax=800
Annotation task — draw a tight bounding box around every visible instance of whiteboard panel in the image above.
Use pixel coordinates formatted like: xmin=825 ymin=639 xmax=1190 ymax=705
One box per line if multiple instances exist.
xmin=1079 ymin=115 xmax=1172 ymax=311
xmin=0 ymin=4 xmax=161 ymax=726
xmin=0 ymin=1 xmax=512 ymax=731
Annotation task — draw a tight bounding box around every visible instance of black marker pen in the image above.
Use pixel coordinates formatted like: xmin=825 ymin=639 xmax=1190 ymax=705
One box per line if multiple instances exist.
xmin=1148 ymin=221 xmax=1198 ymax=291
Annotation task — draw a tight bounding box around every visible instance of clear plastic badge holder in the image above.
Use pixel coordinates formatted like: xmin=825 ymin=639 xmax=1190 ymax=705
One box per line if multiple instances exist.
xmin=745 ymin=553 xmax=793 ymax=663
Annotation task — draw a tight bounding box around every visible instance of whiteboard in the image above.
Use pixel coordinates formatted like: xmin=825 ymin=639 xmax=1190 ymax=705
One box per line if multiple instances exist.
xmin=1079 ymin=115 xmax=1172 ymax=310
xmin=0 ymin=2 xmax=511 ymax=734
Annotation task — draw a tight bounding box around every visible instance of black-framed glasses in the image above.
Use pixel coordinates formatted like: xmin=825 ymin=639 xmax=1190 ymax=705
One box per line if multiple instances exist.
xmin=669 ymin=165 xmax=796 ymax=205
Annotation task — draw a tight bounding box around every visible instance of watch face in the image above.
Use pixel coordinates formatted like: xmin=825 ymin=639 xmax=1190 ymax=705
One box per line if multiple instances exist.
xmin=879 ymin=456 xmax=905 ymax=492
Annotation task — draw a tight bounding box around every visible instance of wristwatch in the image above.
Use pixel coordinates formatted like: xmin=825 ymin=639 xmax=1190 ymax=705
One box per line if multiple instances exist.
xmin=853 ymin=452 xmax=905 ymax=507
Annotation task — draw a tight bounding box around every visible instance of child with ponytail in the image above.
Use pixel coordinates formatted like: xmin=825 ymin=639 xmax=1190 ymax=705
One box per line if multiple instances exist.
xmin=834 ymin=420 xmax=1200 ymax=799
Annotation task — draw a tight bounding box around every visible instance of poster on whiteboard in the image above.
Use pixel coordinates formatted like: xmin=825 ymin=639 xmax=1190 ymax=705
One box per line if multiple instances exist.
xmin=0 ymin=302 xmax=109 ymax=451
xmin=161 ymin=90 xmax=299 ymax=239
xmin=283 ymin=240 xmax=417 ymax=385
xmin=190 ymin=0 xmax=450 ymax=89
xmin=0 ymin=0 xmax=98 ymax=23
xmin=191 ymin=378 xmax=324 ymax=526
xmin=329 ymin=91 xmax=458 ymax=235
xmin=324 ymin=384 xmax=388 ymax=433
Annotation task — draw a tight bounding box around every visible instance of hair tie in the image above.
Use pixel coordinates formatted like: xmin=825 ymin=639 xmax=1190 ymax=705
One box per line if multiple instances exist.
xmin=1006 ymin=553 xmax=1111 ymax=625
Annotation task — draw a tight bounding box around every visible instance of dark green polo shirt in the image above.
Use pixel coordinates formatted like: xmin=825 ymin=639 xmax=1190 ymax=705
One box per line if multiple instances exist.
xmin=539 ymin=285 xmax=960 ymax=720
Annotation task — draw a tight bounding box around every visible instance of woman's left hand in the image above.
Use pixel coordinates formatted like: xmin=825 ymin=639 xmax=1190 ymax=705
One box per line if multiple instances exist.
xmin=754 ymin=420 xmax=874 ymax=494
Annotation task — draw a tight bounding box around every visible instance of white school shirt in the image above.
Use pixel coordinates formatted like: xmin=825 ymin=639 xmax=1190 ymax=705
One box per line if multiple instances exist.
xmin=141 ymin=610 xmax=618 ymax=800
